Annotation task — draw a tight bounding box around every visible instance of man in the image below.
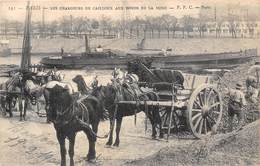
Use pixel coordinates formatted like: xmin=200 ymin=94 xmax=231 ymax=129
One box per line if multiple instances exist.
xmin=91 ymin=75 xmax=98 ymax=89
xmin=245 ymin=76 xmax=259 ymax=103
xmin=228 ymin=83 xmax=247 ymax=131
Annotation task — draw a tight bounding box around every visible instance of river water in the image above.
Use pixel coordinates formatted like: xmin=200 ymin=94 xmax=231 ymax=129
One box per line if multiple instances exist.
xmin=0 ymin=55 xmax=212 ymax=90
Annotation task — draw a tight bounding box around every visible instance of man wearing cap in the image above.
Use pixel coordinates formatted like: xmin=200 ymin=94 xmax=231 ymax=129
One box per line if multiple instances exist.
xmin=228 ymin=82 xmax=247 ymax=131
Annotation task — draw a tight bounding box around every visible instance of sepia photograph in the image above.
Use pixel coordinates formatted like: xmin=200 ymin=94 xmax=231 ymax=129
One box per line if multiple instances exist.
xmin=0 ymin=0 xmax=259 ymax=165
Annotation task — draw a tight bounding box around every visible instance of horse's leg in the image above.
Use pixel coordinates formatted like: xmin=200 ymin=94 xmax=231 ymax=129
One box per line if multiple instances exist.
xmin=106 ymin=118 xmax=114 ymax=146
xmin=56 ymin=132 xmax=66 ymax=166
xmin=147 ymin=110 xmax=157 ymax=139
xmin=1 ymin=97 xmax=7 ymax=116
xmin=113 ymin=117 xmax=122 ymax=147
xmin=19 ymin=97 xmax=23 ymax=121
xmin=44 ymin=90 xmax=51 ymax=123
xmin=68 ymin=134 xmax=76 ymax=166
xmin=23 ymin=98 xmax=28 ymax=121
xmin=8 ymin=97 xmax=13 ymax=117
xmin=84 ymin=130 xmax=96 ymax=161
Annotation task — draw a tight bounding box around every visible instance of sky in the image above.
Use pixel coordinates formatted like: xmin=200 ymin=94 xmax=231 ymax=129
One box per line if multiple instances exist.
xmin=0 ymin=0 xmax=259 ymax=22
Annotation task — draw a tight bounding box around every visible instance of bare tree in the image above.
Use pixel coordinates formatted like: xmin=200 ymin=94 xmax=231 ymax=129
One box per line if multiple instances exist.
xmin=145 ymin=16 xmax=156 ymax=38
xmin=180 ymin=15 xmax=195 ymax=38
xmin=100 ymin=15 xmax=112 ymax=37
xmin=246 ymin=13 xmax=257 ymax=38
xmin=153 ymin=16 xmax=163 ymax=38
xmin=161 ymin=14 xmax=178 ymax=38
xmin=216 ymin=18 xmax=224 ymax=38
xmin=47 ymin=20 xmax=58 ymax=37
xmin=14 ymin=21 xmax=23 ymax=38
xmin=197 ymin=9 xmax=211 ymax=38
xmin=227 ymin=13 xmax=239 ymax=38
xmin=60 ymin=16 xmax=72 ymax=36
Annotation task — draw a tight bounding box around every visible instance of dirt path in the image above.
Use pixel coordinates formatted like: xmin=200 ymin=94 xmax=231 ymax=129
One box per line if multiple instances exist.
xmin=0 ymin=111 xmax=193 ymax=166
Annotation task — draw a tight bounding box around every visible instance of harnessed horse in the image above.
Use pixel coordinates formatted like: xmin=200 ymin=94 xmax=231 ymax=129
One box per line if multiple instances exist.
xmin=47 ymin=84 xmax=107 ymax=165
xmin=0 ymin=74 xmax=22 ymax=118
xmin=92 ymin=82 xmax=162 ymax=147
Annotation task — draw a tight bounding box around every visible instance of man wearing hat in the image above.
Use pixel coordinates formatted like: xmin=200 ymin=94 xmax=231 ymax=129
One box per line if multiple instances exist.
xmin=228 ymin=82 xmax=247 ymax=131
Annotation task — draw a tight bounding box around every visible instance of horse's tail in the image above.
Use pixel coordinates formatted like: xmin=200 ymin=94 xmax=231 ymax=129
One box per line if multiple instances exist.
xmin=77 ymin=100 xmax=109 ymax=139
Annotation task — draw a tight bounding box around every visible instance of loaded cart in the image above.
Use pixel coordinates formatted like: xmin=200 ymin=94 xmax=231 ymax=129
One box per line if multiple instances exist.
xmin=118 ymin=61 xmax=223 ymax=139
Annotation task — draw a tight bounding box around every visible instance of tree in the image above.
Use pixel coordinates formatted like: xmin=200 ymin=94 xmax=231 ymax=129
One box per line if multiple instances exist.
xmin=144 ymin=16 xmax=156 ymax=38
xmin=180 ymin=15 xmax=195 ymax=38
xmin=216 ymin=17 xmax=224 ymax=38
xmin=197 ymin=9 xmax=211 ymax=38
xmin=100 ymin=15 xmax=112 ymax=37
xmin=161 ymin=14 xmax=178 ymax=38
xmin=14 ymin=21 xmax=23 ymax=38
xmin=227 ymin=13 xmax=239 ymax=38
xmin=48 ymin=20 xmax=58 ymax=37
xmin=60 ymin=16 xmax=72 ymax=36
xmin=153 ymin=16 xmax=164 ymax=38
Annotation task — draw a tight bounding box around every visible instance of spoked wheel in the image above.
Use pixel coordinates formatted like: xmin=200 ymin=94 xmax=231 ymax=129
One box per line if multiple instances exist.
xmin=187 ymin=84 xmax=223 ymax=139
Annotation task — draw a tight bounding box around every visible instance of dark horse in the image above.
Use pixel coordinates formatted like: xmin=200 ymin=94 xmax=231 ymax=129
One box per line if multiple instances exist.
xmin=47 ymin=84 xmax=106 ymax=165
xmin=92 ymin=84 xmax=162 ymax=146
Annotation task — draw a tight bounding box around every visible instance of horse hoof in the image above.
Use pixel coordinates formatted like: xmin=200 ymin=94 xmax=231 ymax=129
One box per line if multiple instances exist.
xmin=113 ymin=142 xmax=119 ymax=147
xmin=86 ymin=155 xmax=96 ymax=162
xmin=87 ymin=158 xmax=96 ymax=163
xmin=106 ymin=142 xmax=112 ymax=146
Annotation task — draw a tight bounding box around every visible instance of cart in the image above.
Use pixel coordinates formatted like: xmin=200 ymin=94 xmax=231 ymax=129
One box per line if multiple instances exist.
xmin=119 ymin=60 xmax=224 ymax=139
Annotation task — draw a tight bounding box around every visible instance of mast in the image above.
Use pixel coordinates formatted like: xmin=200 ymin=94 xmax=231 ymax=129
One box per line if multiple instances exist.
xmin=20 ymin=1 xmax=31 ymax=70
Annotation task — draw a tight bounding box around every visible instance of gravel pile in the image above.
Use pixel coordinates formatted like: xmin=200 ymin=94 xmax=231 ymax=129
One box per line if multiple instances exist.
xmin=127 ymin=119 xmax=260 ymax=165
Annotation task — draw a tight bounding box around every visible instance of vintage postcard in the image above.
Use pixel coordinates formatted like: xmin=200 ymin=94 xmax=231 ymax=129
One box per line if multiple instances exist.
xmin=0 ymin=0 xmax=259 ymax=165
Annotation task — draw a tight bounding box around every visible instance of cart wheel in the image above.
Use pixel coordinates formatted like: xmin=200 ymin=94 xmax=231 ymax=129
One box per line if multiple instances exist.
xmin=187 ymin=84 xmax=223 ymax=139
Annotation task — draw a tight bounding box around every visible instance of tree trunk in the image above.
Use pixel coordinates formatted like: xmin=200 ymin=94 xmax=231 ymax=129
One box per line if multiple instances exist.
xmin=130 ymin=28 xmax=133 ymax=39
xmin=151 ymin=29 xmax=154 ymax=38
xmin=167 ymin=29 xmax=170 ymax=38
xmin=172 ymin=30 xmax=175 ymax=38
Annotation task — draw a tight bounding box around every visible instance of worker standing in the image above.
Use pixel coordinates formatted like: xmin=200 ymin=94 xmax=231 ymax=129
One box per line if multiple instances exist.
xmin=227 ymin=83 xmax=247 ymax=131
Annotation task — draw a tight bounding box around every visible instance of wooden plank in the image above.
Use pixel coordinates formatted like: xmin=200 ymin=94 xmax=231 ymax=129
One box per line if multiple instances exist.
xmin=117 ymin=100 xmax=174 ymax=107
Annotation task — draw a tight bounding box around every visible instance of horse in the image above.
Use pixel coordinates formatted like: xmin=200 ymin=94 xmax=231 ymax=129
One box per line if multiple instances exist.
xmin=47 ymin=84 xmax=106 ymax=165
xmin=92 ymin=83 xmax=162 ymax=147
xmin=0 ymin=74 xmax=25 ymax=119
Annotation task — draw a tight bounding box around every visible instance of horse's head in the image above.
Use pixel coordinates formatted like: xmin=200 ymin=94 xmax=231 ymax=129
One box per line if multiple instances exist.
xmin=72 ymin=75 xmax=90 ymax=93
xmin=48 ymin=84 xmax=73 ymax=124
